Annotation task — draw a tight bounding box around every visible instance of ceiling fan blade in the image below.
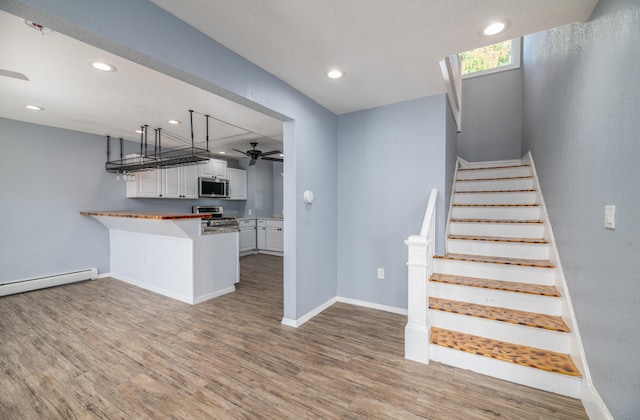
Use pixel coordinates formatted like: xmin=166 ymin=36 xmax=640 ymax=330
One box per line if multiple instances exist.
xmin=231 ymin=149 xmax=250 ymax=156
xmin=261 ymin=149 xmax=282 ymax=157
xmin=261 ymin=157 xmax=283 ymax=162
xmin=249 ymin=158 xmax=257 ymax=166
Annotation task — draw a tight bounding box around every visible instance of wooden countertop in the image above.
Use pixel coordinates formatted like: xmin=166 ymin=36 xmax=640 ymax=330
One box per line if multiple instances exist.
xmin=80 ymin=211 xmax=212 ymax=220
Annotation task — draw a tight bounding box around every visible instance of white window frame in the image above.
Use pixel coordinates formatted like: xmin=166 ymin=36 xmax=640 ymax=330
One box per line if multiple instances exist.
xmin=461 ymin=38 xmax=521 ymax=80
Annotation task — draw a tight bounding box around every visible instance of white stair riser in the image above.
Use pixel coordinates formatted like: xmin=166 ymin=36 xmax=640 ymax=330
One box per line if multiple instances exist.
xmin=457 ymin=166 xmax=531 ymax=180
xmin=447 ymin=240 xmax=550 ymax=260
xmin=456 ymin=178 xmax=534 ymax=191
xmin=429 ymin=311 xmax=569 ymax=352
xmin=451 ymin=206 xmax=541 ymax=220
xmin=449 ymin=222 xmax=545 ymax=238
xmin=429 ymin=282 xmax=561 ymax=315
xmin=453 ymin=192 xmax=537 ymax=205
xmin=434 ymin=259 xmax=555 ymax=285
xmin=428 ymin=345 xmax=581 ymax=398
xmin=460 ymin=159 xmax=522 ymax=170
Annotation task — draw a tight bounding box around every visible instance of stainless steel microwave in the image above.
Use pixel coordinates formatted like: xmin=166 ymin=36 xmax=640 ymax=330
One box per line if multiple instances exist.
xmin=198 ymin=177 xmax=229 ymax=198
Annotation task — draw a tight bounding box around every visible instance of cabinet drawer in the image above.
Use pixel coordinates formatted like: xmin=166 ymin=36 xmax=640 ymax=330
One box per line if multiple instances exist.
xmin=266 ymin=220 xmax=283 ymax=229
xmin=257 ymin=219 xmax=267 ymax=227
xmin=239 ymin=219 xmax=256 ymax=228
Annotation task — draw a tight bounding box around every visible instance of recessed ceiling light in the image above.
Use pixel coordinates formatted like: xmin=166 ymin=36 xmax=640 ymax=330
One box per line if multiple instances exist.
xmin=135 ymin=129 xmax=143 ymax=134
xmin=168 ymin=120 xmax=181 ymax=125
xmin=91 ymin=62 xmax=117 ymax=72
xmin=24 ymin=105 xmax=43 ymax=111
xmin=219 ymin=151 xmax=226 ymax=155
xmin=279 ymin=154 xmax=284 ymax=157
xmin=327 ymin=69 xmax=343 ymax=79
xmin=482 ymin=20 xmax=509 ymax=36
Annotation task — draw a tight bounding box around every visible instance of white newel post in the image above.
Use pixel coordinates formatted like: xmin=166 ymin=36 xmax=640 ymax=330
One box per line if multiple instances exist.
xmin=404 ymin=234 xmax=431 ymax=364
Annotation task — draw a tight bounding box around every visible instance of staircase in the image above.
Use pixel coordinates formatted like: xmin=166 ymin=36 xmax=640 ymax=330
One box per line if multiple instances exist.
xmin=428 ymin=157 xmax=583 ymax=397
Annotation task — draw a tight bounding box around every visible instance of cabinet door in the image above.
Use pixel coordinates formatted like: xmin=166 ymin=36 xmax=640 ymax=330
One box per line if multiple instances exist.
xmin=227 ymin=168 xmax=247 ymax=200
xmin=127 ymin=169 xmax=161 ymax=197
xmin=239 ymin=228 xmax=256 ymax=252
xmin=212 ymin=159 xmax=228 ymax=178
xmin=198 ymin=158 xmax=227 ymax=178
xmin=181 ymin=165 xmax=199 ymax=198
xmin=257 ymin=226 xmax=267 ymax=250
xmin=161 ymin=167 xmax=181 ymax=198
xmin=265 ymin=227 xmax=284 ymax=252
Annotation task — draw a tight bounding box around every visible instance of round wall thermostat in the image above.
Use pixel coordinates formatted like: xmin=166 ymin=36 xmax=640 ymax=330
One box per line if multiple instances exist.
xmin=303 ymin=190 xmax=314 ymax=204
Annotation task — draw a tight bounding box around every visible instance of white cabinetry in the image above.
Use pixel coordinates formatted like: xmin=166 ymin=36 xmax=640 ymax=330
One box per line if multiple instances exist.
xmin=257 ymin=219 xmax=283 ymax=255
xmin=199 ymin=158 xmax=227 ymax=179
xmin=226 ymin=168 xmax=247 ymax=200
xmin=126 ymin=165 xmax=199 ymax=199
xmin=239 ymin=219 xmax=257 ymax=254
xmin=127 ymin=169 xmax=161 ymax=198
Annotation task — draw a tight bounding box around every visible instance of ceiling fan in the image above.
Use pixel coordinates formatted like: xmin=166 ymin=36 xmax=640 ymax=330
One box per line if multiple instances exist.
xmin=232 ymin=142 xmax=283 ymax=166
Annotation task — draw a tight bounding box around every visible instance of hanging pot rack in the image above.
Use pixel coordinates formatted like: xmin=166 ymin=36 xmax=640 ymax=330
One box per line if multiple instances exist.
xmin=105 ymin=110 xmax=212 ymax=174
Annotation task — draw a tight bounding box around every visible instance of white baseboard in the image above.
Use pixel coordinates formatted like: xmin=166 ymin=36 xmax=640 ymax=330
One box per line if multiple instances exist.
xmin=582 ymin=380 xmax=613 ymax=420
xmin=337 ymin=297 xmax=407 ymax=316
xmin=193 ymin=286 xmax=236 ymax=304
xmin=281 ymin=297 xmax=337 ymax=328
xmin=281 ymin=296 xmax=408 ymax=328
xmin=109 ymin=273 xmax=194 ymax=304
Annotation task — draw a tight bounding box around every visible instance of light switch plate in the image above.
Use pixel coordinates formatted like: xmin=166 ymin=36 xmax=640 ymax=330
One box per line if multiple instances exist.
xmin=377 ymin=268 xmax=384 ymax=279
xmin=605 ymin=205 xmax=615 ymax=229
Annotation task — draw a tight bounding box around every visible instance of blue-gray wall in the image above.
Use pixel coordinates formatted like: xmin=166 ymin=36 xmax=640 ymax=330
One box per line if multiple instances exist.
xmin=336 ymin=96 xmax=450 ymax=308
xmin=240 ymin=159 xmax=274 ymax=218
xmin=522 ymin=0 xmax=640 ymax=417
xmin=458 ymin=68 xmax=523 ymax=162
xmin=0 ymin=117 xmax=242 ymax=283
xmin=3 ymin=0 xmax=338 ymax=320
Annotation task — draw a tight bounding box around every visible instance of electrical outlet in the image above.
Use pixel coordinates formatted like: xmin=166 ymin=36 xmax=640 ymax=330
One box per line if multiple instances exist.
xmin=377 ymin=268 xmax=384 ymax=279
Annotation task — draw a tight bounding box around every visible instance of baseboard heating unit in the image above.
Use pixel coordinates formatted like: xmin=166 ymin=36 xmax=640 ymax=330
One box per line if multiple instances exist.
xmin=0 ymin=268 xmax=98 ymax=297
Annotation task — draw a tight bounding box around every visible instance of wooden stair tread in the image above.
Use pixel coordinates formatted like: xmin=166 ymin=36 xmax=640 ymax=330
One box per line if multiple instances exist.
xmin=457 ymin=176 xmax=532 ymax=182
xmin=453 ymin=203 xmax=539 ymax=207
xmin=430 ymin=327 xmax=581 ymax=377
xmin=448 ymin=234 xmax=549 ymax=244
xmin=434 ymin=253 xmax=555 ymax=268
xmin=458 ymin=164 xmax=530 ymax=171
xmin=450 ymin=218 xmax=543 ymax=224
xmin=429 ymin=297 xmax=569 ymax=332
xmin=455 ymin=189 xmax=536 ymax=193
xmin=430 ymin=273 xmax=560 ymax=297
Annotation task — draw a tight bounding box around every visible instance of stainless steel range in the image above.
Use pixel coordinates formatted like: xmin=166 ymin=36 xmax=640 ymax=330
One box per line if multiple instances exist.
xmin=192 ymin=206 xmax=239 ymax=234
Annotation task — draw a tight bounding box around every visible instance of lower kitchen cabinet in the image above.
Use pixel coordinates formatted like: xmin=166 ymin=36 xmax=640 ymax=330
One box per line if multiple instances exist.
xmin=257 ymin=219 xmax=283 ymax=254
xmin=239 ymin=219 xmax=257 ymax=254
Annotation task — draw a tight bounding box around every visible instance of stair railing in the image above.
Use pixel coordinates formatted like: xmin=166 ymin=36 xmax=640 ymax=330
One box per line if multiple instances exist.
xmin=404 ymin=187 xmax=437 ymax=363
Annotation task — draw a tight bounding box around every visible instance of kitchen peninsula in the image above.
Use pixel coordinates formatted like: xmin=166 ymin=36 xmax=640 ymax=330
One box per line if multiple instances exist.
xmin=81 ymin=211 xmax=238 ymax=304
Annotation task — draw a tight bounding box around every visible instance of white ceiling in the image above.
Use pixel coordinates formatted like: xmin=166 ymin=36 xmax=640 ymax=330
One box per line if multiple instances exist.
xmin=0 ymin=1 xmax=598 ymax=156
xmin=0 ymin=10 xmax=284 ymax=159
xmin=151 ymin=0 xmax=598 ymax=114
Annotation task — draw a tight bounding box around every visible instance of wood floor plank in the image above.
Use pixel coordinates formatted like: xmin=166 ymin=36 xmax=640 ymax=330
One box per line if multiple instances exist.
xmin=0 ymin=254 xmax=587 ymax=418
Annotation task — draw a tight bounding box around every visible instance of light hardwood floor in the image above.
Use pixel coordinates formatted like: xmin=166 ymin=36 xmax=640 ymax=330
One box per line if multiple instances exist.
xmin=0 ymin=254 xmax=587 ymax=419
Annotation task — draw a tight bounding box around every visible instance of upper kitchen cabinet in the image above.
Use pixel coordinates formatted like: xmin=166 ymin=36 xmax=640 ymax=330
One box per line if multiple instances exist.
xmin=199 ymin=158 xmax=227 ymax=179
xmin=126 ymin=165 xmax=199 ymax=199
xmin=226 ymin=168 xmax=247 ymax=200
